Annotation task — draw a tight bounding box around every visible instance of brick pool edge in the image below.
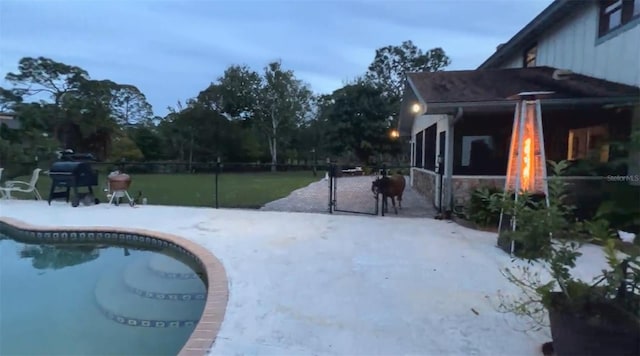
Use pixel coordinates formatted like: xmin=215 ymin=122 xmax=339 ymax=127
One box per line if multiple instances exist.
xmin=0 ymin=216 xmax=228 ymax=356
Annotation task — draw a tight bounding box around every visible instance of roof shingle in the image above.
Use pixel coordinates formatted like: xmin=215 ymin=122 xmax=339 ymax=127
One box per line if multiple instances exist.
xmin=407 ymin=66 xmax=640 ymax=104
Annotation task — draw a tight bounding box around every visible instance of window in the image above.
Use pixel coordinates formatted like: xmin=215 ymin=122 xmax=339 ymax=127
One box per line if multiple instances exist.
xmin=415 ymin=131 xmax=423 ymax=168
xmin=523 ymin=44 xmax=537 ymax=67
xmin=461 ymin=136 xmax=494 ymax=167
xmin=567 ymin=125 xmax=610 ymax=162
xmin=424 ymin=125 xmax=437 ymax=170
xmin=599 ymin=0 xmax=640 ymax=37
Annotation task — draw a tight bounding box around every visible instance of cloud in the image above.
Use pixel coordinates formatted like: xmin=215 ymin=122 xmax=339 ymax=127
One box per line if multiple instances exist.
xmin=1 ymin=0 xmax=554 ymax=116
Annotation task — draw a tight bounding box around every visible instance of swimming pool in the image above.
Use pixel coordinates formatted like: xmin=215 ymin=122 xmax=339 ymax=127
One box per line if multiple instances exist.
xmin=0 ymin=229 xmax=209 ymax=355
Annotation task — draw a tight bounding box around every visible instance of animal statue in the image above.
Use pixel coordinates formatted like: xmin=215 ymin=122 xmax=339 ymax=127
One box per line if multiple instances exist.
xmin=371 ymin=174 xmax=406 ymax=214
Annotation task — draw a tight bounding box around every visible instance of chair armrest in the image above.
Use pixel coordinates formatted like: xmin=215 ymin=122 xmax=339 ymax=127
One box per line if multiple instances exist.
xmin=4 ymin=180 xmax=30 ymax=188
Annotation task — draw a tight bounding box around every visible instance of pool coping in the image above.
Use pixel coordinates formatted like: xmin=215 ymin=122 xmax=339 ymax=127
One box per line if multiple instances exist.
xmin=0 ymin=216 xmax=228 ymax=356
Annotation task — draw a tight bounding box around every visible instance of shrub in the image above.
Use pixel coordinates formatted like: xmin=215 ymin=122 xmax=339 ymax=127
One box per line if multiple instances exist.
xmin=466 ymin=186 xmax=503 ymax=227
xmin=493 ymin=160 xmax=640 ymax=333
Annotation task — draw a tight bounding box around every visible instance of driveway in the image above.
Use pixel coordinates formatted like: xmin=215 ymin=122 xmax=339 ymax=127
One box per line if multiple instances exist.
xmin=262 ymin=175 xmax=437 ymax=218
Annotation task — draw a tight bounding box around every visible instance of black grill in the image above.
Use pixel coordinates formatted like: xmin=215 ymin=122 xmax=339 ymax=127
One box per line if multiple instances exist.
xmin=48 ymin=161 xmax=99 ymax=207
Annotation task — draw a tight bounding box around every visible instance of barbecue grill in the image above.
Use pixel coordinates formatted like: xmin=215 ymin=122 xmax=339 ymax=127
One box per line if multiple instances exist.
xmin=47 ymin=161 xmax=99 ymax=207
xmin=106 ymin=172 xmax=135 ymax=207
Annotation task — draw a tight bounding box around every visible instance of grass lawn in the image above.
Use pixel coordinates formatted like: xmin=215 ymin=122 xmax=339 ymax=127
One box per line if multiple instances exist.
xmin=4 ymin=171 xmax=321 ymax=208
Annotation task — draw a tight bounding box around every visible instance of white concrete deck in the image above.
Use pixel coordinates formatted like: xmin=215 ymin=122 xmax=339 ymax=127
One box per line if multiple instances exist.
xmin=0 ymin=200 xmax=610 ymax=355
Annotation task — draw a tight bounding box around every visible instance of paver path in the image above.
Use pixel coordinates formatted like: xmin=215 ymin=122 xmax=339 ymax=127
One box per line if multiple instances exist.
xmin=261 ymin=175 xmax=437 ymax=218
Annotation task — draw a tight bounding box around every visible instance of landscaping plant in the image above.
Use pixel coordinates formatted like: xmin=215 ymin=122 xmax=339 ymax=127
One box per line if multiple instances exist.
xmin=466 ymin=186 xmax=503 ymax=227
xmin=494 ymin=159 xmax=640 ymax=355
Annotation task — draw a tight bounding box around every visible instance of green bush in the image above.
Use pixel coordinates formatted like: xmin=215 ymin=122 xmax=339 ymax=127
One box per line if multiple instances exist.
xmin=594 ymin=182 xmax=640 ymax=235
xmin=394 ymin=168 xmax=410 ymax=176
xmin=492 ymin=161 xmax=576 ymax=259
xmin=466 ymin=186 xmax=503 ymax=227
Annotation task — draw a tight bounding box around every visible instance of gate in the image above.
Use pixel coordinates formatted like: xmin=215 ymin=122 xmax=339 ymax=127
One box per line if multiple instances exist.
xmin=328 ymin=162 xmax=392 ymax=216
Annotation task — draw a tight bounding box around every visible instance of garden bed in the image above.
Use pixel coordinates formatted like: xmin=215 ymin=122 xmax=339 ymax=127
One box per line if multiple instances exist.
xmin=452 ymin=216 xmax=639 ymax=256
xmin=451 ymin=216 xmax=499 ymax=233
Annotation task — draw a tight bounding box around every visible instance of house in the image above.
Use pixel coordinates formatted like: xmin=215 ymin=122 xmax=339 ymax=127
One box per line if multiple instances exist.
xmin=0 ymin=112 xmax=21 ymax=130
xmin=398 ymin=0 xmax=640 ymax=213
xmin=479 ymin=0 xmax=640 ymax=86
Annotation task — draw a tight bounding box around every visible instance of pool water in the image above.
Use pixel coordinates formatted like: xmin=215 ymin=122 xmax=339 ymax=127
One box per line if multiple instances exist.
xmin=0 ymin=233 xmax=207 ymax=355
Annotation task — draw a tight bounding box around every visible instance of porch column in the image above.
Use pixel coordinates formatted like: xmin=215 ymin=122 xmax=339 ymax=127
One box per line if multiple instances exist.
xmin=444 ymin=116 xmax=455 ymax=210
xmin=410 ymin=138 xmax=415 ymax=167
xmin=410 ymin=138 xmax=415 ymax=185
xmin=421 ymin=130 xmax=426 ymax=167
xmin=630 ymin=105 xmax=640 ymax=186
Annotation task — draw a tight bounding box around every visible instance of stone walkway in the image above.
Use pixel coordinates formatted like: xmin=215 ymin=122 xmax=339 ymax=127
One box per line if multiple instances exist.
xmin=261 ymin=175 xmax=437 ymax=218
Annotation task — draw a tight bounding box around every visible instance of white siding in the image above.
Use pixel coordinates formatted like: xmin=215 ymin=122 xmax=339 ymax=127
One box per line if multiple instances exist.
xmin=497 ymin=1 xmax=640 ymax=87
xmin=412 ymin=114 xmax=448 ymax=171
xmin=412 ymin=114 xmax=447 ymax=136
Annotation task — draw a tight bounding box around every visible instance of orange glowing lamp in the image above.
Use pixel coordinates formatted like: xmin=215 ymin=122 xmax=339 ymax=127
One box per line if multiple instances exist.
xmin=498 ymin=91 xmax=552 ymax=254
xmin=504 ymin=92 xmax=551 ymax=196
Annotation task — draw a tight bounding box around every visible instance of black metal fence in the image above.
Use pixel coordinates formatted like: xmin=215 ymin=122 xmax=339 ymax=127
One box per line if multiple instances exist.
xmin=327 ymin=162 xmax=412 ymax=216
xmin=1 ymin=160 xmax=412 ymax=213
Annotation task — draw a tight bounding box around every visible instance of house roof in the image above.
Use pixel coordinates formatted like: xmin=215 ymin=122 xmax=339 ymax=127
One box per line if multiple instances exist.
xmin=0 ymin=112 xmax=21 ymax=130
xmin=398 ymin=66 xmax=640 ymax=136
xmin=407 ymin=66 xmax=640 ymax=104
xmin=478 ymin=0 xmax=585 ymax=69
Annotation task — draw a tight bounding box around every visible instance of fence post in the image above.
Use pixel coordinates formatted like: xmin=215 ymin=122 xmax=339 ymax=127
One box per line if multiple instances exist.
xmin=327 ymin=158 xmax=333 ymax=214
xmin=381 ymin=164 xmax=387 ymax=216
xmin=215 ymin=157 xmax=221 ymax=209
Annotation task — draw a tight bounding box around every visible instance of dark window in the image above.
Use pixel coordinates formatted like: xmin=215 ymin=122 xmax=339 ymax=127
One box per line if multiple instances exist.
xmin=523 ymin=43 xmax=537 ymax=67
xmin=424 ymin=125 xmax=437 ymax=170
xmin=599 ymin=0 xmax=639 ymax=37
xmin=461 ymin=136 xmax=494 ymax=167
xmin=415 ymin=131 xmax=423 ymax=168
xmin=567 ymin=124 xmax=610 ymax=162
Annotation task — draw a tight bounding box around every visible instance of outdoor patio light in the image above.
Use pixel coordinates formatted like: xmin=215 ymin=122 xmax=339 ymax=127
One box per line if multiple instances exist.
xmin=498 ymin=91 xmax=553 ymax=254
xmin=389 ymin=129 xmax=400 ymax=139
xmin=410 ymin=102 xmax=424 ymax=115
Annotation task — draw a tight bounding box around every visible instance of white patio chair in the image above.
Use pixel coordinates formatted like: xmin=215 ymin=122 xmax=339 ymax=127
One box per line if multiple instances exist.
xmin=0 ymin=168 xmax=43 ymax=200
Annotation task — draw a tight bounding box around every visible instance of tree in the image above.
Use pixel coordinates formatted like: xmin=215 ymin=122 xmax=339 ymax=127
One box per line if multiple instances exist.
xmin=109 ymin=132 xmax=144 ymax=161
xmin=110 ymin=84 xmax=153 ymax=125
xmin=255 ymin=60 xmax=312 ymax=171
xmin=58 ymin=78 xmax=119 ymax=159
xmin=129 ymin=125 xmax=165 ymax=161
xmin=364 ymin=40 xmax=451 ymax=104
xmin=0 ymin=87 xmax=22 ymax=112
xmin=363 ymin=41 xmax=451 ymax=163
xmin=3 ymin=57 xmax=151 ymax=160
xmin=303 ymin=94 xmax=334 ymax=162
xmin=324 ymin=83 xmax=392 ymax=164
xmin=200 ymin=65 xmax=262 ymax=119
xmin=5 ymin=56 xmax=88 ymax=105
xmin=196 ymin=66 xmax=263 ymax=162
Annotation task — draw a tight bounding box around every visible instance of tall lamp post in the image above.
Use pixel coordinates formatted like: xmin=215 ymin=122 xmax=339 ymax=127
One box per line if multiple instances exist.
xmin=498 ymin=91 xmax=553 ymax=255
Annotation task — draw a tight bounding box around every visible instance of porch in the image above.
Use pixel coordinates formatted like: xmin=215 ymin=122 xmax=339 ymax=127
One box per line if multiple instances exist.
xmin=398 ymin=66 xmax=640 ymax=216
xmin=411 ymin=104 xmax=637 ymax=215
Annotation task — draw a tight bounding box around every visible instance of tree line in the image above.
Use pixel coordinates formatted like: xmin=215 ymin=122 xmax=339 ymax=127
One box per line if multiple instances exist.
xmin=0 ymin=40 xmax=451 ymax=170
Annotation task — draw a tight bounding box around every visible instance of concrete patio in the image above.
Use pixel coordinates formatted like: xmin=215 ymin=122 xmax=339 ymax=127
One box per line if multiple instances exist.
xmin=0 ymin=200 xmax=610 ymax=355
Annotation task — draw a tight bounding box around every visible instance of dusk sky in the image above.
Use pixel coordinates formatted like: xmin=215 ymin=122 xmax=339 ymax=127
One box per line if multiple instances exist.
xmin=1 ymin=0 xmax=553 ymax=116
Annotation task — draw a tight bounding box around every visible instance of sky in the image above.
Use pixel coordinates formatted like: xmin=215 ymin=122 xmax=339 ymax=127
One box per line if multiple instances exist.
xmin=1 ymin=0 xmax=553 ymax=116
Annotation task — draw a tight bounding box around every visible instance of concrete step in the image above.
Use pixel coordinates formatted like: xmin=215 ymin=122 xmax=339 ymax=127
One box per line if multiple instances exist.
xmin=147 ymin=254 xmax=200 ymax=280
xmin=94 ymin=262 xmax=205 ymax=328
xmin=123 ymin=257 xmax=206 ymax=302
